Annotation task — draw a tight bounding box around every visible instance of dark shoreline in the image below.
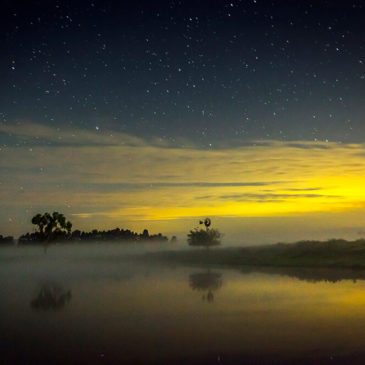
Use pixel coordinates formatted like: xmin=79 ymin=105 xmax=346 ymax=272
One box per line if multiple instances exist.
xmin=143 ymin=239 xmax=365 ymax=272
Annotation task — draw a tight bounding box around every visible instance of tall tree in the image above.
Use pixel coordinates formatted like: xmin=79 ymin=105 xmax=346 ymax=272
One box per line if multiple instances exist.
xmin=31 ymin=212 xmax=72 ymax=241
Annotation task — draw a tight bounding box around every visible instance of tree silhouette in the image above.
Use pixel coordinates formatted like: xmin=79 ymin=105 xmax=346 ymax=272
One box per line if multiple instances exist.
xmin=189 ymin=271 xmax=223 ymax=291
xmin=31 ymin=212 xmax=72 ymax=242
xmin=0 ymin=235 xmax=14 ymax=244
xmin=20 ymin=215 xmax=169 ymax=244
xmin=187 ymin=218 xmax=222 ymax=248
xmin=142 ymin=229 xmax=149 ymax=239
xmin=30 ymin=284 xmax=72 ymax=311
xmin=187 ymin=228 xmax=221 ymax=247
xmin=189 ymin=271 xmax=223 ymax=303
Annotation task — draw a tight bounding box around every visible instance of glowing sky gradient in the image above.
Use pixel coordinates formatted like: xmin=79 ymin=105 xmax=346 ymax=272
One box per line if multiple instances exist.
xmin=1 ymin=1 xmax=364 ymax=242
xmin=2 ymin=121 xmax=365 ymax=243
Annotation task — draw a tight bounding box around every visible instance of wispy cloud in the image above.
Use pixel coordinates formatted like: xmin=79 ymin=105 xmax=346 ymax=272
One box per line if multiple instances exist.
xmin=58 ymin=181 xmax=285 ymax=193
xmin=0 ymin=120 xmax=146 ymax=147
xmin=217 ymin=193 xmax=342 ymax=202
xmin=2 ymin=120 xmax=365 ymax=235
xmin=283 ymin=142 xmax=333 ymax=150
xmin=286 ymin=188 xmax=322 ymax=191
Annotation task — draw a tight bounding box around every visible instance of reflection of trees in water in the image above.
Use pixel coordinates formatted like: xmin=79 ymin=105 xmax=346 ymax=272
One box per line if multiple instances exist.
xmin=31 ymin=284 xmax=72 ymax=311
xmin=189 ymin=271 xmax=223 ymax=303
xmin=240 ymin=266 xmax=365 ymax=284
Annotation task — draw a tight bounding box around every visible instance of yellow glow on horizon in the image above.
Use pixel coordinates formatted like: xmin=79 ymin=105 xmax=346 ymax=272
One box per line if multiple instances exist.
xmin=3 ymin=121 xmax=365 ymax=236
xmin=70 ymin=147 xmax=365 ymax=222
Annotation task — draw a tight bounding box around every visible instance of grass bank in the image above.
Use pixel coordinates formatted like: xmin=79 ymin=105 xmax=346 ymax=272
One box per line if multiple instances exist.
xmin=145 ymin=239 xmax=365 ymax=269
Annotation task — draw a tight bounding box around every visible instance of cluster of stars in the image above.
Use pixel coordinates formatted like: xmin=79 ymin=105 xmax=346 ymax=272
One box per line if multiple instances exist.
xmin=0 ymin=0 xmax=364 ymax=146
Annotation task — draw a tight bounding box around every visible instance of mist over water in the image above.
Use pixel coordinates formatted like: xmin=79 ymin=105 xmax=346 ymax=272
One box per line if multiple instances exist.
xmin=2 ymin=243 xmax=365 ymax=364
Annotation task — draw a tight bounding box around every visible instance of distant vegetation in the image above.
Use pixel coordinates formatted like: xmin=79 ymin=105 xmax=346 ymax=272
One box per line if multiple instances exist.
xmin=67 ymin=228 xmax=168 ymax=243
xmin=147 ymin=239 xmax=365 ymax=269
xmin=187 ymin=218 xmax=222 ymax=248
xmin=0 ymin=235 xmax=14 ymax=245
xmin=30 ymin=212 xmax=72 ymax=242
xmin=30 ymin=284 xmax=72 ymax=311
xmin=187 ymin=228 xmax=221 ymax=247
xmin=7 ymin=212 xmax=365 ymax=272
xmin=13 ymin=212 xmax=169 ymax=244
xmin=19 ymin=226 xmax=169 ymax=244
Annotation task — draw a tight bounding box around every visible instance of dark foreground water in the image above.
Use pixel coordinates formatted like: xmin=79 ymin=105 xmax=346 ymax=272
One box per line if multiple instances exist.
xmin=2 ymin=244 xmax=365 ymax=364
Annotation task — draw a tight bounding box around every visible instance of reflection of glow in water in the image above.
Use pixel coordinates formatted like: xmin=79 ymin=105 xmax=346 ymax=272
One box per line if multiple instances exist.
xmin=4 ymin=245 xmax=365 ymax=363
xmin=31 ymin=284 xmax=72 ymax=311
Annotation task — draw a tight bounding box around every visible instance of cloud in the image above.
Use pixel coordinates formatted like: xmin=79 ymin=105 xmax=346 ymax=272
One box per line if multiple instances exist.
xmin=217 ymin=193 xmax=342 ymax=202
xmin=286 ymin=188 xmax=322 ymax=191
xmin=3 ymin=120 xmax=365 ymax=235
xmin=283 ymin=142 xmax=333 ymax=150
xmin=0 ymin=120 xmax=154 ymax=147
xmin=58 ymin=181 xmax=284 ymax=193
xmin=2 ymin=120 xmax=354 ymax=152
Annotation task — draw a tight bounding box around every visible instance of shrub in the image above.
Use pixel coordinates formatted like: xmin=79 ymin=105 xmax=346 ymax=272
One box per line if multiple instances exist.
xmin=187 ymin=228 xmax=221 ymax=247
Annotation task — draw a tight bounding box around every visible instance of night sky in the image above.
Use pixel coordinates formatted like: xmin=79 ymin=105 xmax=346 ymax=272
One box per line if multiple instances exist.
xmin=1 ymin=0 xmax=365 ymax=243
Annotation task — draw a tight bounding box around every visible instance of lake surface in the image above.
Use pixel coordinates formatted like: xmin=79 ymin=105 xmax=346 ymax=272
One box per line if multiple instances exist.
xmin=2 ymin=244 xmax=365 ymax=364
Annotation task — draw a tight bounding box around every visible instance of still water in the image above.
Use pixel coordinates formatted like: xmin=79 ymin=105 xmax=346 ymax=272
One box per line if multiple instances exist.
xmin=2 ymin=244 xmax=365 ymax=364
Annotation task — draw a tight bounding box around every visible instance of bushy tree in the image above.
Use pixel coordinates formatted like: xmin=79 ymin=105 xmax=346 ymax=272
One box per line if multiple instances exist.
xmin=187 ymin=228 xmax=221 ymax=247
xmin=31 ymin=212 xmax=72 ymax=242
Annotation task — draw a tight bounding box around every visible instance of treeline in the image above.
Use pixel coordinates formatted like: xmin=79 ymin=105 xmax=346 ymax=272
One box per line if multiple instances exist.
xmin=4 ymin=211 xmax=171 ymax=244
xmin=18 ymin=228 xmax=169 ymax=244
xmin=0 ymin=235 xmax=14 ymax=245
xmin=0 ymin=211 xmax=171 ymax=245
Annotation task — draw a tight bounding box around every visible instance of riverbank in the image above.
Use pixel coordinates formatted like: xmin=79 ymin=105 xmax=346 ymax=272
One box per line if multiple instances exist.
xmin=145 ymin=239 xmax=365 ymax=269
